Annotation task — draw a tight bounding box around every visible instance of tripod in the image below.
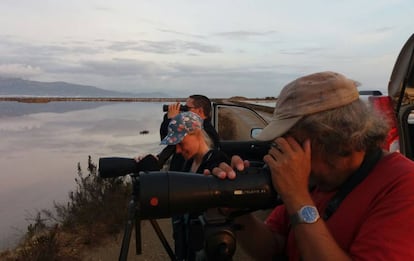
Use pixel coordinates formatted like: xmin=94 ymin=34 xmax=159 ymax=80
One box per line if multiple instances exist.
xmin=118 ymin=176 xmax=176 ymax=261
xmin=118 ymin=176 xmax=238 ymax=261
xmin=199 ymin=210 xmax=237 ymax=261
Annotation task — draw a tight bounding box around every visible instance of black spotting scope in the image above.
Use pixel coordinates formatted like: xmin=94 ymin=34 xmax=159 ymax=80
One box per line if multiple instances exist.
xmin=98 ymin=156 xmax=280 ymax=219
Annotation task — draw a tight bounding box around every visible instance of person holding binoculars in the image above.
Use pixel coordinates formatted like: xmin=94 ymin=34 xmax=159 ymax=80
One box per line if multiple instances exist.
xmin=157 ymin=94 xmax=220 ymax=171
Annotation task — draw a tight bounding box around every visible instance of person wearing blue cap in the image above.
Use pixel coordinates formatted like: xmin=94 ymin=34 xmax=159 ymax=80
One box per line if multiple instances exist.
xmin=158 ymin=94 xmax=221 ymax=171
xmin=161 ymin=111 xmax=229 ymax=261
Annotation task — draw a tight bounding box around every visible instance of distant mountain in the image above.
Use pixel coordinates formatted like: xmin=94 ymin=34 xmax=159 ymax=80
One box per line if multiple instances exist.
xmin=0 ymin=77 xmax=168 ymax=98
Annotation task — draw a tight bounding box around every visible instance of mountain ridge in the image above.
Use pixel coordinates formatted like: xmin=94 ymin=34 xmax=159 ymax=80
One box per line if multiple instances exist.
xmin=0 ymin=77 xmax=169 ymax=98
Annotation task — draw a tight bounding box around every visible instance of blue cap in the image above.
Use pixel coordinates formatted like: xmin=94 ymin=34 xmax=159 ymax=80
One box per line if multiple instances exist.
xmin=160 ymin=111 xmax=204 ymax=145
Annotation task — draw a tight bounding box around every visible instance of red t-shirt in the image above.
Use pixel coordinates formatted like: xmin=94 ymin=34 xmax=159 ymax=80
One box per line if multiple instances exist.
xmin=265 ymin=152 xmax=414 ymax=260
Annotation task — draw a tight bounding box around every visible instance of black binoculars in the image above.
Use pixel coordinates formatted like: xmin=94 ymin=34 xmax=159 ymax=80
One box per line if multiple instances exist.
xmin=162 ymin=104 xmax=190 ymax=112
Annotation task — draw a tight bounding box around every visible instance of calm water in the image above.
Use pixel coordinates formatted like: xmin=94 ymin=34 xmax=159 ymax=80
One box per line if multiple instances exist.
xmin=0 ymin=101 xmax=165 ymax=250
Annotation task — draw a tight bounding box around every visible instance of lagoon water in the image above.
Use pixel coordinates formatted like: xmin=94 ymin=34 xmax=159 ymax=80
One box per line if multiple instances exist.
xmin=0 ymin=101 xmax=165 ymax=250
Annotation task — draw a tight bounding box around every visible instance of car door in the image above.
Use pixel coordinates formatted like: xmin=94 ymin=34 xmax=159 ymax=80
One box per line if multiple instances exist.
xmin=388 ymin=34 xmax=414 ymax=160
xmin=211 ymin=103 xmax=271 ymax=164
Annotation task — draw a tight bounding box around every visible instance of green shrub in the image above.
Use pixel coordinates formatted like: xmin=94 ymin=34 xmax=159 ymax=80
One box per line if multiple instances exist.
xmin=1 ymin=156 xmax=132 ymax=260
xmin=51 ymin=156 xmax=131 ymax=236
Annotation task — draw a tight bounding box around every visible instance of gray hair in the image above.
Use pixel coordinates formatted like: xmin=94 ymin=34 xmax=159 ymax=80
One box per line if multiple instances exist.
xmin=289 ymin=99 xmax=389 ymax=158
xmin=201 ymin=129 xmax=213 ymax=148
xmin=189 ymin=129 xmax=213 ymax=148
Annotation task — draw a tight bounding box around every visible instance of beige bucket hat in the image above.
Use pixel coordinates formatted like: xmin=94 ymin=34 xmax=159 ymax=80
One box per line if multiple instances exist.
xmin=256 ymin=71 xmax=359 ymax=141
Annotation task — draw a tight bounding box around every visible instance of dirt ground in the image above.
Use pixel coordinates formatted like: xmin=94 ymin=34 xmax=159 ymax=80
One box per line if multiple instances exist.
xmin=81 ymin=210 xmax=271 ymax=261
xmin=81 ymin=218 xmax=175 ymax=261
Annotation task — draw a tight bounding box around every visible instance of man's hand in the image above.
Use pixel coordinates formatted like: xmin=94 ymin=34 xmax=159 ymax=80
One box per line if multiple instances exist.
xmin=134 ymin=154 xmax=159 ymax=162
xmin=265 ymin=136 xmax=312 ymax=211
xmin=204 ymin=155 xmax=250 ymax=179
xmin=167 ymin=102 xmax=181 ymax=119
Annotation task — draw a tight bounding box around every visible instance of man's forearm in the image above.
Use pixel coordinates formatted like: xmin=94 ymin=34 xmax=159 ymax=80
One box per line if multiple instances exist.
xmin=235 ymin=213 xmax=284 ymax=260
xmin=293 ymin=220 xmax=351 ymax=261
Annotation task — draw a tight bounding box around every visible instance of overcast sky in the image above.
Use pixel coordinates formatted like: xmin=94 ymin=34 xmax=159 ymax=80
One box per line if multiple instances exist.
xmin=0 ymin=0 xmax=413 ymax=97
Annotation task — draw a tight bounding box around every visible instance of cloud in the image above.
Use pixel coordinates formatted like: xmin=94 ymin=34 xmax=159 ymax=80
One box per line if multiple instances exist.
xmin=279 ymin=46 xmax=329 ymax=55
xmin=108 ymin=40 xmax=221 ymax=54
xmin=0 ymin=37 xmax=103 ymax=57
xmin=0 ymin=63 xmax=42 ymax=78
xmin=374 ymin=26 xmax=395 ymax=33
xmin=55 ymin=58 xmax=165 ymax=77
xmin=350 ymin=28 xmax=394 ymax=45
xmin=157 ymin=28 xmax=205 ymax=39
xmin=133 ymin=63 xmax=298 ymax=97
xmin=0 ymin=34 xmax=291 ymax=97
xmin=214 ymin=30 xmax=278 ymax=39
xmin=0 ymin=37 xmax=104 ymax=76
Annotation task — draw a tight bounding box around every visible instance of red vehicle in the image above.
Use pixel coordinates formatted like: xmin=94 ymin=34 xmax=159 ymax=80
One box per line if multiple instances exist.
xmin=370 ymin=33 xmax=414 ymax=159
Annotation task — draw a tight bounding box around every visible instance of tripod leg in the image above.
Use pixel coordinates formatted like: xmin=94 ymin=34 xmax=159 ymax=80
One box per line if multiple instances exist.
xmin=150 ymin=219 xmax=177 ymax=261
xmin=135 ymin=211 xmax=142 ymax=254
xmin=119 ymin=199 xmax=136 ymax=261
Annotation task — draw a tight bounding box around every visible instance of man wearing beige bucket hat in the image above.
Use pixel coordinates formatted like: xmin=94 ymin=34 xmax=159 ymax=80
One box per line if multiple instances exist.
xmin=210 ymin=71 xmax=414 ymax=260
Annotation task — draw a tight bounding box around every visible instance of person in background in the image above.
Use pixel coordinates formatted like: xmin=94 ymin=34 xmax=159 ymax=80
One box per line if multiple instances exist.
xmin=160 ymin=111 xmax=229 ymax=261
xmin=157 ymin=94 xmax=220 ymax=171
xmin=209 ymin=71 xmax=414 ymax=260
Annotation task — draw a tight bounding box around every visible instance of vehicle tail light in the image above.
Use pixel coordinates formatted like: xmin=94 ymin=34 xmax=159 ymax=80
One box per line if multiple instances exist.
xmin=368 ymin=96 xmax=400 ymax=152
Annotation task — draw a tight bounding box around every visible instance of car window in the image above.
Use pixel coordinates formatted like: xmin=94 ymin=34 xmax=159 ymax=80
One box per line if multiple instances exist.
xmin=214 ymin=104 xmax=268 ymax=141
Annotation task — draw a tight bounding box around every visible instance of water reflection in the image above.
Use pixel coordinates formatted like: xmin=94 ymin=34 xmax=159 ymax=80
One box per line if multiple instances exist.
xmin=0 ymin=101 xmax=114 ymax=117
xmin=0 ymin=101 xmax=165 ymax=250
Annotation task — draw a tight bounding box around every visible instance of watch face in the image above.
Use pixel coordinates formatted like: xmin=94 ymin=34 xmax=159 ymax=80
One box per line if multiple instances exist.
xmin=300 ymin=206 xmax=319 ymax=223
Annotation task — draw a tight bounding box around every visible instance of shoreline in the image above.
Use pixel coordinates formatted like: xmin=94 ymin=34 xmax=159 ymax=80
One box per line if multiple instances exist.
xmin=0 ymin=97 xmax=190 ymax=103
xmin=0 ymin=96 xmax=276 ymax=104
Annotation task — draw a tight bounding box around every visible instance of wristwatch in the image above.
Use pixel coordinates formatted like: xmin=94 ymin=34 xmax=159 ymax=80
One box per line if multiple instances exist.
xmin=290 ymin=205 xmax=320 ymax=226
